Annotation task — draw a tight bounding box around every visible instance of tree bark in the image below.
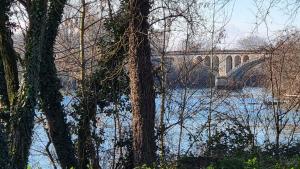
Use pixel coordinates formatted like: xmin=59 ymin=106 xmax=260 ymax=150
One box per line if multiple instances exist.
xmin=77 ymin=2 xmax=87 ymax=167
xmin=0 ymin=123 xmax=9 ymax=168
xmin=38 ymin=0 xmax=78 ymax=168
xmin=0 ymin=0 xmax=19 ymax=107
xmin=76 ymin=1 xmax=100 ymax=167
xmin=0 ymin=58 xmax=8 ymax=164
xmin=128 ymin=0 xmax=156 ymax=166
xmin=77 ymin=91 xmax=100 ymax=169
xmin=0 ymin=57 xmax=9 ymax=109
xmin=9 ymin=0 xmax=47 ymax=168
xmin=159 ymin=1 xmax=168 ymax=162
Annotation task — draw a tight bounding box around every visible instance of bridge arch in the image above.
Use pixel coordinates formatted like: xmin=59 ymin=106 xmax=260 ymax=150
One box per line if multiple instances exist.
xmin=212 ymin=56 xmax=219 ymax=73
xmin=204 ymin=56 xmax=210 ymax=67
xmin=193 ymin=56 xmax=203 ymax=64
xmin=243 ymin=55 xmax=249 ymax=62
xmin=234 ymin=55 xmax=241 ymax=67
xmin=226 ymin=55 xmax=233 ymax=73
xmin=227 ymin=57 xmax=268 ymax=82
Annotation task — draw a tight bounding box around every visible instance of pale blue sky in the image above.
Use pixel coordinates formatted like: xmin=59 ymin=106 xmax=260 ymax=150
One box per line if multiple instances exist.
xmin=167 ymin=0 xmax=300 ymax=50
xmin=224 ymin=0 xmax=300 ymax=48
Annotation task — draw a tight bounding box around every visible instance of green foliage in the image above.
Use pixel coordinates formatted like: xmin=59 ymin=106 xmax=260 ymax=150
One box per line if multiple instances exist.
xmin=114 ymin=130 xmax=134 ymax=168
xmin=206 ymin=124 xmax=254 ymax=158
xmin=216 ymin=158 xmax=245 ymax=169
xmin=129 ymin=157 xmax=300 ymax=169
xmin=93 ymin=0 xmax=130 ymax=112
xmin=26 ymin=164 xmax=43 ymax=169
xmin=201 ymin=155 xmax=300 ymax=169
xmin=177 ymin=156 xmax=203 ymax=169
xmin=206 ymin=164 xmax=215 ymax=169
xmin=70 ymin=1 xmax=131 ymax=168
xmin=245 ymin=157 xmax=258 ymax=169
xmin=133 ymin=163 xmax=169 ymax=169
xmin=134 ymin=164 xmax=153 ymax=169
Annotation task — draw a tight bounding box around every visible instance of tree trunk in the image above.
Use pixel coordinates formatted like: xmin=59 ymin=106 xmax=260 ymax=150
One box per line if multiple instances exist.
xmin=38 ymin=0 xmax=78 ymax=168
xmin=0 ymin=0 xmax=19 ymax=107
xmin=76 ymin=1 xmax=100 ymax=167
xmin=77 ymin=2 xmax=87 ymax=168
xmin=0 ymin=123 xmax=9 ymax=168
xmin=159 ymin=1 xmax=168 ymax=162
xmin=0 ymin=57 xmax=9 ymax=109
xmin=77 ymin=93 xmax=99 ymax=169
xmin=128 ymin=0 xmax=156 ymax=166
xmin=0 ymin=58 xmax=9 ymax=164
xmin=9 ymin=0 xmax=47 ymax=168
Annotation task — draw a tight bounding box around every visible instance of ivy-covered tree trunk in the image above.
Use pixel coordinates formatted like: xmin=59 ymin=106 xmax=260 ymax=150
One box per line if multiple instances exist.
xmin=0 ymin=57 xmax=9 ymax=109
xmin=0 ymin=1 xmax=15 ymax=167
xmin=0 ymin=58 xmax=9 ymax=168
xmin=77 ymin=89 xmax=100 ymax=169
xmin=0 ymin=59 xmax=8 ymax=166
xmin=77 ymin=0 xmax=100 ymax=167
xmin=128 ymin=0 xmax=156 ymax=166
xmin=0 ymin=123 xmax=9 ymax=168
xmin=0 ymin=0 xmax=19 ymax=108
xmin=0 ymin=58 xmax=9 ymax=166
xmin=38 ymin=0 xmax=78 ymax=168
xmin=9 ymin=0 xmax=47 ymax=168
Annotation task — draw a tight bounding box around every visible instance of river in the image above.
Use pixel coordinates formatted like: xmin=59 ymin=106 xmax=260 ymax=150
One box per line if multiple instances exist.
xmin=28 ymin=87 xmax=300 ymax=168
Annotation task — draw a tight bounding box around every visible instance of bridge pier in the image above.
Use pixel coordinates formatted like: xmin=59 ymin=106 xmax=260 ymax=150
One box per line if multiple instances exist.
xmin=215 ymin=76 xmax=228 ymax=89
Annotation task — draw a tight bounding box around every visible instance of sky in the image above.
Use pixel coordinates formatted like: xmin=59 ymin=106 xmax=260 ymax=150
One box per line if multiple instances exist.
xmin=165 ymin=0 xmax=300 ymax=50
xmin=11 ymin=0 xmax=300 ymax=50
xmin=223 ymin=0 xmax=300 ymax=48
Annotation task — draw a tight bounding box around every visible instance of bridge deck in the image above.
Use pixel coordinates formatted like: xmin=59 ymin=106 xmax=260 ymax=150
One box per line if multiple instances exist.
xmin=152 ymin=49 xmax=266 ymax=57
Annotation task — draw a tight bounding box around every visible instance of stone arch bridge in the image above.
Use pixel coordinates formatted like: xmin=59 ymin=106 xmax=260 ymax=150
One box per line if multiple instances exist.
xmin=152 ymin=50 xmax=269 ymax=88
